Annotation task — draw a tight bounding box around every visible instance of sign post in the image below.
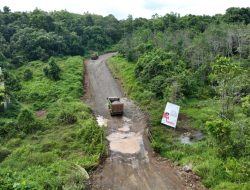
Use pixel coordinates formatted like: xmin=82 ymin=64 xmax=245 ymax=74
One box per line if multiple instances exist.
xmin=161 ymin=102 xmax=180 ymax=128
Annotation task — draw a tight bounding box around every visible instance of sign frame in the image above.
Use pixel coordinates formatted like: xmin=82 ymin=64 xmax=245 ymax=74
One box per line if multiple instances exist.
xmin=161 ymin=102 xmax=180 ymax=128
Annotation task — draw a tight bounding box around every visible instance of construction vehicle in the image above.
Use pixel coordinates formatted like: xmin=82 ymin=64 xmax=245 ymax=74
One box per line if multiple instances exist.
xmin=107 ymin=97 xmax=124 ymax=116
xmin=91 ymin=52 xmax=99 ymax=60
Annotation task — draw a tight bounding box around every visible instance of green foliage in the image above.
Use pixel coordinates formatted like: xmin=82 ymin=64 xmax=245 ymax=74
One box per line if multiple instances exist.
xmin=0 ymin=169 xmax=33 ymax=190
xmin=23 ymin=69 xmax=33 ymax=81
xmin=241 ymin=95 xmax=250 ymax=117
xmin=148 ymin=75 xmax=165 ymax=98
xmin=206 ymin=120 xmax=231 ymax=143
xmin=224 ymin=7 xmax=250 ymax=24
xmin=214 ymin=182 xmax=245 ymax=190
xmin=3 ymin=71 xmax=22 ymax=92
xmin=78 ymin=122 xmax=106 ymax=155
xmin=0 ymin=86 xmax=5 ymax=102
xmin=194 ymin=157 xmax=226 ymax=187
xmin=225 ymin=158 xmax=250 ymax=183
xmin=164 ymin=81 xmax=183 ymax=103
xmin=206 ymin=119 xmax=232 ymax=157
xmin=0 ymin=56 xmax=106 ymax=189
xmin=0 ymin=122 xmax=18 ymax=138
xmin=0 ymin=148 xmax=11 ymax=162
xmin=210 ymin=57 xmax=243 ymax=119
xmin=0 ymin=9 xmax=122 ymax=63
xmin=1 ymin=5 xmax=250 ymax=189
xmin=108 ymin=56 xmax=250 ymax=189
xmin=43 ymin=58 xmax=61 ymax=80
xmin=17 ymin=109 xmax=42 ymax=134
xmin=134 ymin=48 xmax=187 ymax=99
xmin=58 ymin=110 xmax=77 ymax=124
xmin=63 ymin=165 xmax=89 ymax=190
xmin=135 ymin=49 xmax=173 ymax=83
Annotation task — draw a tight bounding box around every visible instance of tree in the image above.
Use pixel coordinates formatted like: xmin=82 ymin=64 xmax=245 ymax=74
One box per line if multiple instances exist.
xmin=84 ymin=13 xmax=94 ymax=26
xmin=49 ymin=59 xmax=61 ymax=80
xmin=224 ymin=7 xmax=250 ymax=24
xmin=43 ymin=58 xmax=61 ymax=80
xmin=206 ymin=119 xmax=232 ymax=158
xmin=3 ymin=70 xmax=22 ymax=92
xmin=241 ymin=95 xmax=250 ymax=117
xmin=3 ymin=6 xmax=10 ymax=14
xmin=30 ymin=9 xmax=55 ymax=31
xmin=17 ymin=109 xmax=41 ymax=133
xmin=209 ymin=57 xmax=242 ymax=119
xmin=123 ymin=15 xmax=133 ymax=34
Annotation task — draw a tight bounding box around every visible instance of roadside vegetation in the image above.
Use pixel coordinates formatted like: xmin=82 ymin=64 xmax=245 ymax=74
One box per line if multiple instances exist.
xmin=0 ymin=7 xmax=118 ymax=189
xmin=0 ymin=56 xmax=106 ymax=189
xmin=0 ymin=5 xmax=250 ymax=190
xmin=108 ymin=8 xmax=250 ymax=189
xmin=108 ymin=55 xmax=249 ymax=190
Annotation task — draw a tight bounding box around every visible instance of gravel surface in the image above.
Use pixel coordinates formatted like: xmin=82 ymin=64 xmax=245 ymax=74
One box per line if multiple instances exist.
xmin=85 ymin=53 xmax=205 ymax=190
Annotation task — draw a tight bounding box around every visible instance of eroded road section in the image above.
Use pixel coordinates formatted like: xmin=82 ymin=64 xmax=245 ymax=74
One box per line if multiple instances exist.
xmin=86 ymin=53 xmax=185 ymax=190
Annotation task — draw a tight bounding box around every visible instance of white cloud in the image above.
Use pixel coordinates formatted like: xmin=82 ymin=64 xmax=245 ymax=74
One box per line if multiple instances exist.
xmin=0 ymin=0 xmax=249 ymax=19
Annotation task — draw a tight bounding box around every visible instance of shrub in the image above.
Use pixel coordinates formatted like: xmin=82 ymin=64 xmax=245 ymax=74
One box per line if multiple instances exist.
xmin=241 ymin=95 xmax=250 ymax=117
xmin=206 ymin=119 xmax=231 ymax=141
xmin=23 ymin=69 xmax=33 ymax=81
xmin=43 ymin=67 xmax=49 ymax=77
xmin=6 ymin=138 xmax=22 ymax=148
xmin=41 ymin=141 xmax=57 ymax=152
xmin=206 ymin=119 xmax=232 ymax=158
xmin=26 ymin=152 xmax=58 ymax=166
xmin=0 ymin=148 xmax=11 ymax=162
xmin=225 ymin=158 xmax=250 ymax=183
xmin=77 ymin=122 xmax=106 ymax=155
xmin=43 ymin=58 xmax=61 ymax=81
xmin=58 ymin=111 xmax=77 ymax=124
xmin=3 ymin=71 xmax=22 ymax=92
xmin=163 ymin=150 xmax=185 ymax=161
xmin=63 ymin=165 xmax=88 ymax=190
xmin=194 ymin=157 xmax=226 ymax=188
xmin=0 ymin=121 xmax=17 ymax=138
xmin=17 ymin=109 xmax=42 ymax=133
xmin=214 ymin=182 xmax=244 ymax=190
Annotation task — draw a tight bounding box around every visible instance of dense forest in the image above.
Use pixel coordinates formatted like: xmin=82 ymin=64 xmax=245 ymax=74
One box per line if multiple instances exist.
xmin=0 ymin=5 xmax=250 ymax=189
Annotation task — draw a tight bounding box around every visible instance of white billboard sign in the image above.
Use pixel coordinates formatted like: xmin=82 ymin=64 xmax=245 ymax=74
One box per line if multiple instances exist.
xmin=161 ymin=102 xmax=180 ymax=128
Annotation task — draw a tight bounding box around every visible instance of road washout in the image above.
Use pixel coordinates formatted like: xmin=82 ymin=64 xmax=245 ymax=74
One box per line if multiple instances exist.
xmin=107 ymin=132 xmax=143 ymax=154
xmin=85 ymin=53 xmax=206 ymax=190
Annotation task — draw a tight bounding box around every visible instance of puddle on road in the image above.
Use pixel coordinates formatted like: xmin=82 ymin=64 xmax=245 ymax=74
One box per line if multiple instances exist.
xmin=107 ymin=132 xmax=143 ymax=154
xmin=102 ymin=115 xmax=149 ymax=163
xmin=118 ymin=116 xmax=131 ymax=132
xmin=96 ymin=115 xmax=108 ymax=127
xmin=123 ymin=116 xmax=132 ymax=123
xmin=118 ymin=124 xmax=130 ymax=132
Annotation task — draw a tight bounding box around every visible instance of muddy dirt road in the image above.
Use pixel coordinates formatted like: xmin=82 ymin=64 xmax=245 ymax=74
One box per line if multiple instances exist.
xmin=85 ymin=53 xmax=186 ymax=190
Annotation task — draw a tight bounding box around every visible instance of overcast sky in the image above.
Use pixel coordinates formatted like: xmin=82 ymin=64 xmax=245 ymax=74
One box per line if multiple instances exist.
xmin=0 ymin=0 xmax=249 ymax=19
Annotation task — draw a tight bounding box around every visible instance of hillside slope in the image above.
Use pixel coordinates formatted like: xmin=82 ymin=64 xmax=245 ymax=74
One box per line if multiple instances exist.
xmin=0 ymin=56 xmax=106 ymax=189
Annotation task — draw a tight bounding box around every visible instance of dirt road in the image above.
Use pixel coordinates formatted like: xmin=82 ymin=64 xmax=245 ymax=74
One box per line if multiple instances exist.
xmin=85 ymin=53 xmax=186 ymax=190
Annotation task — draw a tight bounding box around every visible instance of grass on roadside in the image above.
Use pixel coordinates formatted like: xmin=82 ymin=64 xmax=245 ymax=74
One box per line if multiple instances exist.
xmin=107 ymin=55 xmax=250 ymax=190
xmin=0 ymin=56 xmax=106 ymax=189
